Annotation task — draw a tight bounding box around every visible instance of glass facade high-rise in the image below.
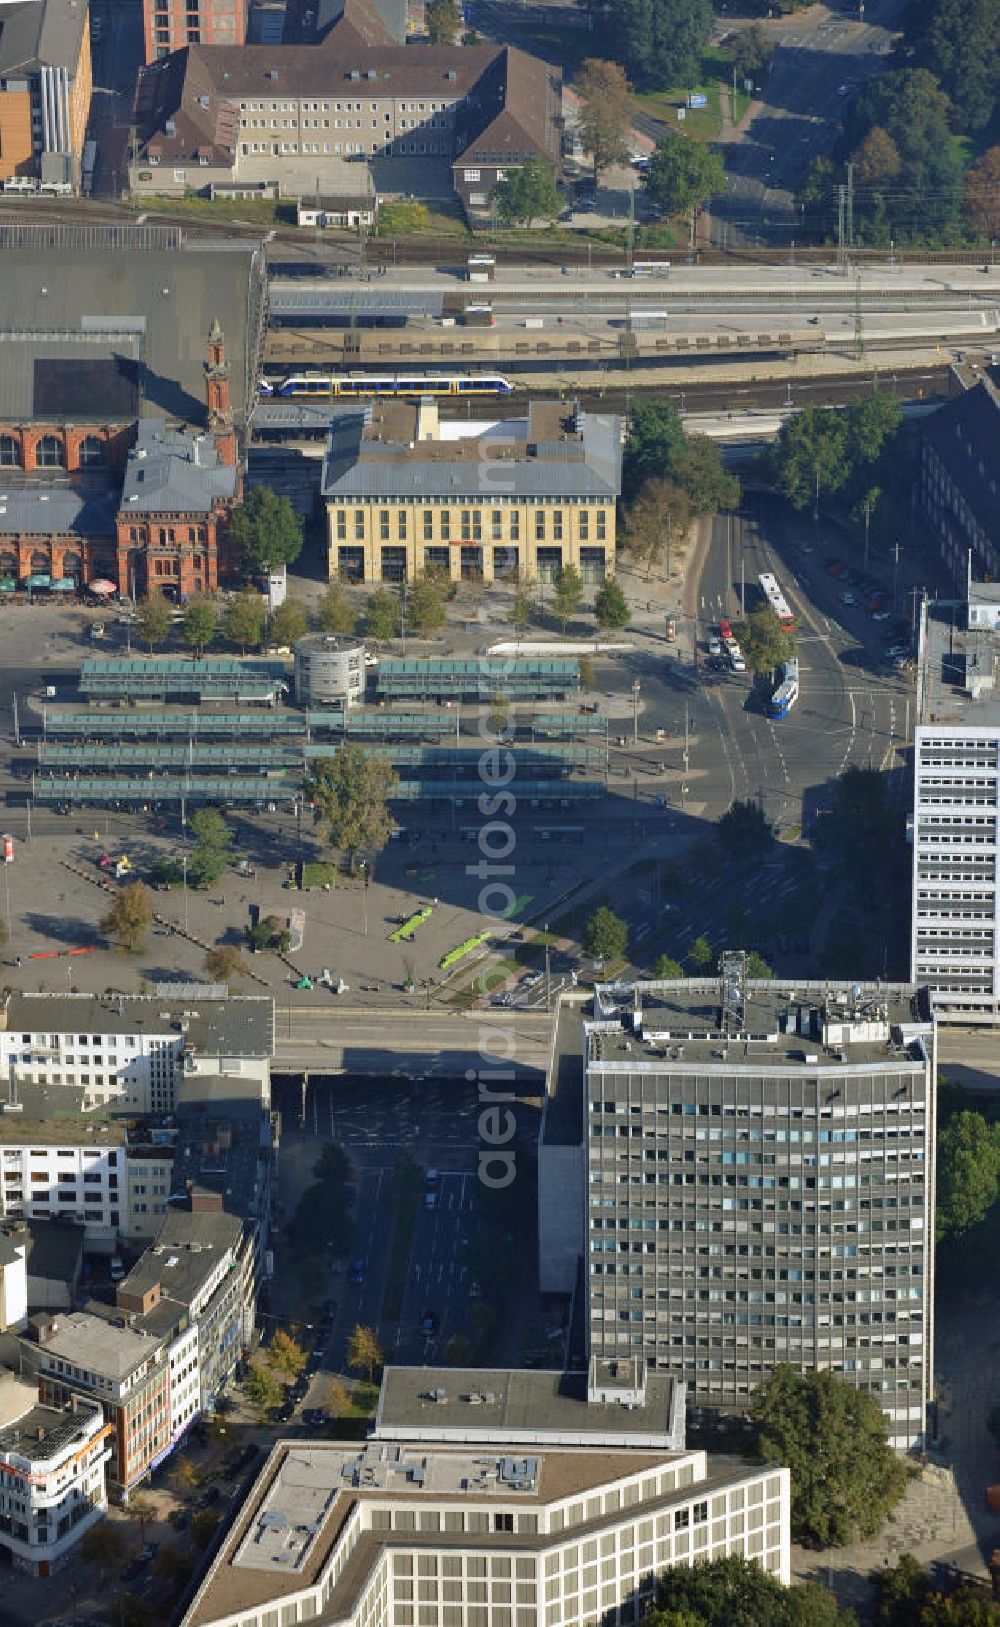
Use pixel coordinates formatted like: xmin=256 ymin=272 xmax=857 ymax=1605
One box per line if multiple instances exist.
xmin=583 ymin=977 xmax=936 ymax=1450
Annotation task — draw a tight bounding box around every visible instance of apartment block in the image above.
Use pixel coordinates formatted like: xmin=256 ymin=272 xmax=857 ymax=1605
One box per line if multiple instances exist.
xmin=920 ymin=373 xmax=1000 ymax=588
xmin=0 ymin=1108 xmax=128 ymax=1250
xmin=143 ymin=0 xmax=247 ymax=63
xmin=33 ymin=1310 xmax=173 ymax=1498
xmin=0 ymin=0 xmax=92 ymax=188
xmin=568 ymin=971 xmax=937 ymax=1450
xmin=912 ymin=581 xmax=1000 ymax=1024
xmin=322 ymin=398 xmax=621 ymax=586
xmin=182 ymin=1429 xmax=789 ymax=1627
xmin=0 ymin=1375 xmax=111 ymax=1575
xmin=0 ymin=989 xmax=274 ymax=1113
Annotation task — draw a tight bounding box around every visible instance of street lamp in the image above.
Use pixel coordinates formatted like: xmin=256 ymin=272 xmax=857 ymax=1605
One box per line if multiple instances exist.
xmin=181 ymin=853 xmax=189 ymax=933
xmin=632 ymin=681 xmax=641 ymax=745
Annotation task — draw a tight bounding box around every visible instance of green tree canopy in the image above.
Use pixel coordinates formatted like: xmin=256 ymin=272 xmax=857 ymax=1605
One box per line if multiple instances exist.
xmin=733 ymin=606 xmax=797 ymax=676
xmin=407 ymin=573 xmax=447 ymax=636
xmin=317 ymin=582 xmax=359 ymax=636
xmin=644 ymin=129 xmax=725 ymax=217
xmin=133 ymin=594 xmax=172 ymax=651
xmin=180 ymin=599 xmax=218 ymax=656
xmin=594 ymin=577 xmax=631 ymax=630
xmin=307 ymin=741 xmax=398 ymax=869
xmin=732 ymin=23 xmax=773 ymax=81
xmin=624 ymin=400 xmax=688 ymax=502
xmin=243 ymin=1361 xmax=283 ymax=1416
xmin=347 ymin=1323 xmax=384 ymax=1383
xmin=906 ymin=0 xmax=1000 ymax=134
xmin=188 ymin=806 xmax=233 ymax=888
xmin=745 ymin=950 xmax=773 ymax=979
xmin=768 ymin=396 xmax=902 ymax=512
xmin=491 ymin=157 xmax=561 ymax=225
xmin=936 ymin=1109 xmax=1000 ymax=1241
xmin=673 ymin=435 xmax=740 ymax=515
xmin=585 ymin=0 xmax=712 ymax=90
xmin=626 ymin=477 xmax=693 ymax=580
xmin=576 ymin=58 xmax=633 ymax=174
xmin=100 ymin=881 xmax=153 ymax=953
xmin=652 ymin=954 xmax=684 ymax=979
xmin=752 ymin=1366 xmax=908 ymax=1546
xmin=366 ymin=587 xmax=402 ymax=642
xmin=838 ymin=68 xmax=965 ymax=243
xmin=875 ymin=1552 xmax=1000 ymax=1625
xmin=227 ymin=486 xmax=304 ymax=574
xmin=425 ymin=0 xmax=459 ymax=42
xmin=687 ymin=935 xmax=715 ymax=973
xmin=551 ymin=564 xmax=583 ymax=631
xmin=717 ymin=799 xmax=775 ymax=860
xmin=583 ymin=904 xmax=628 ymax=962
xmin=269 ymin=598 xmax=309 ymax=646
xmin=223 ymin=591 xmax=266 ymax=654
xmin=651 ymin=1554 xmax=857 ymax=1626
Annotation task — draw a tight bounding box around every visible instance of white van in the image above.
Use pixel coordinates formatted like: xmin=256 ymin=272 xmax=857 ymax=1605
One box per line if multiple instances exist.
xmin=728 ymin=643 xmax=747 ymax=673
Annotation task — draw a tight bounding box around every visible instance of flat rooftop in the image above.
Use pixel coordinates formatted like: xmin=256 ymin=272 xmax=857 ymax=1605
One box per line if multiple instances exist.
xmin=0 ymin=1396 xmax=103 ymax=1464
xmin=587 ymin=978 xmax=933 ymax=1071
xmin=119 ymin=1208 xmax=241 ymax=1308
xmin=34 ymin=1310 xmax=165 ymax=1380
xmin=0 ymin=1105 xmax=126 ymax=1147
xmin=2 ymin=991 xmax=274 ymax=1058
xmin=376 ymin=1367 xmax=678 ymax=1442
xmin=918 ymin=597 xmax=1000 ymax=729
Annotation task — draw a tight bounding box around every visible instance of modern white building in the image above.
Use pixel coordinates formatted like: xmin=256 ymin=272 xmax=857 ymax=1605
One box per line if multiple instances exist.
xmin=542 ymin=971 xmax=937 ymax=1451
xmin=0 ymin=1374 xmax=111 ymax=1574
xmin=0 ymin=989 xmax=274 ymax=1113
xmin=181 ymin=1431 xmax=790 ymax=1627
xmin=912 ymin=580 xmax=1000 ymax=1024
xmin=0 ymin=1110 xmax=128 ymax=1250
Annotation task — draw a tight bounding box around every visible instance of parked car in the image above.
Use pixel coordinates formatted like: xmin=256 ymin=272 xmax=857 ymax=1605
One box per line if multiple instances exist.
xmin=421 ymin=1309 xmax=440 ymax=1334
xmin=348 ymin=1258 xmax=365 ymax=1284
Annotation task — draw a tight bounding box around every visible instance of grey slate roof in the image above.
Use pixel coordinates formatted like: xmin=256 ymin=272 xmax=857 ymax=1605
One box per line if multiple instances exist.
xmin=0 ymin=333 xmax=142 ymax=421
xmin=3 ymin=991 xmax=274 ymax=1057
xmin=0 ymin=0 xmax=88 ymax=76
xmin=0 ymin=484 xmax=118 ymax=539
xmin=120 ymin=418 xmax=238 ymax=515
xmin=119 ymin=1209 xmax=242 ymax=1308
xmin=924 ymin=375 xmax=1000 ymax=541
xmin=320 ymin=404 xmax=622 ymax=501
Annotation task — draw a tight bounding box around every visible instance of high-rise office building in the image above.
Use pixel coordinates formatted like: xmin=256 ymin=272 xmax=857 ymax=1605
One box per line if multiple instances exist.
xmin=912 ymin=581 xmax=1000 ymax=1024
xmin=575 ymin=970 xmax=936 ymax=1449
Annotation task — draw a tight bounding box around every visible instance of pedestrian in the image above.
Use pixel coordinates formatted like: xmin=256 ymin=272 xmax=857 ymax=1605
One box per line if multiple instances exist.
xmin=14 ymin=956 xmax=21 ymax=968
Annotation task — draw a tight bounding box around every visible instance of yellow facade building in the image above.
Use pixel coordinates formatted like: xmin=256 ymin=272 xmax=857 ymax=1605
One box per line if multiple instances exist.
xmin=320 ymin=397 xmax=621 ymax=586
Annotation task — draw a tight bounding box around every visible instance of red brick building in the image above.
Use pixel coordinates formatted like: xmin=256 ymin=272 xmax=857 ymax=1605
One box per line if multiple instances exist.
xmin=0 ymin=322 xmax=242 ymax=597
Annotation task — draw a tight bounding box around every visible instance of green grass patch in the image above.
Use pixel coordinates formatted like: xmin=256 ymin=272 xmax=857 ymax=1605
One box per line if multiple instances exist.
xmin=301 ymin=861 xmax=338 ymax=889
xmin=440 ymin=930 xmax=491 ymax=970
xmin=142 ymin=193 xmax=294 ymax=225
xmin=376 ymin=199 xmax=469 ymax=237
xmin=379 ymin=1158 xmax=424 ymax=1324
xmin=389 ymin=905 xmax=434 ymax=943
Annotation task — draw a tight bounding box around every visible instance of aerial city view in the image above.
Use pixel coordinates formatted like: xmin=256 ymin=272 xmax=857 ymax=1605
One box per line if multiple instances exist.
xmin=1 ymin=0 xmax=1000 ymax=1620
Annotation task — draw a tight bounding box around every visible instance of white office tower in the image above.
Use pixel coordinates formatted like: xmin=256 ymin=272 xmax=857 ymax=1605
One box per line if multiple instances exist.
xmin=580 ymin=969 xmax=936 ymax=1450
xmin=912 ymin=582 xmax=1000 ymax=1023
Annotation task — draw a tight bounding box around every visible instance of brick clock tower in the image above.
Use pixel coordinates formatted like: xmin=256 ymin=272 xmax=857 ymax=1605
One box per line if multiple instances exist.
xmin=205 ymin=318 xmax=238 ymax=467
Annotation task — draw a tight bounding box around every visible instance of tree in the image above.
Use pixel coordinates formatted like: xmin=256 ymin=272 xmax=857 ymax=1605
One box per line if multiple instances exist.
xmin=244 ymin=1360 xmax=283 ymax=1415
xmin=149 ymin=858 xmax=184 ymax=889
xmin=407 ymin=574 xmax=447 ymax=636
xmin=227 ymin=485 xmax=304 ymax=574
xmin=366 ymin=587 xmax=401 ymax=642
xmin=512 ymin=577 xmax=536 ymax=634
xmin=585 ymin=0 xmax=712 ymax=91
xmin=936 ymin=1109 xmax=1000 ymax=1241
xmin=246 ymin=914 xmax=291 ymax=954
xmin=651 ymin=1554 xmax=857 ymax=1626
xmin=745 ymin=950 xmax=773 ymax=979
xmin=576 ymin=59 xmax=632 ymax=176
xmin=269 ymin=598 xmax=309 ymax=647
xmin=317 ymin=582 xmax=359 ymax=636
xmin=347 ymin=1323 xmax=384 ymax=1383
xmin=223 ymin=591 xmax=266 ymax=654
xmin=652 ymin=954 xmax=684 ymax=978
xmin=551 ymin=564 xmax=583 ymax=631
xmin=190 ymin=1509 xmax=222 ymax=1550
xmin=188 ymin=806 xmax=233 ymax=888
xmin=853 ymin=126 xmax=901 ymax=188
xmin=769 ymin=407 xmax=850 ymax=511
xmin=965 ymin=145 xmax=1000 ymax=239
xmin=583 ymin=904 xmax=628 ymax=962
xmin=307 ymin=741 xmax=399 ymax=870
xmin=133 ymin=593 xmax=172 ymax=651
xmin=733 ymin=607 xmax=796 ymax=677
xmin=425 ymin=0 xmax=459 ymax=42
xmin=717 ymin=799 xmax=775 ymax=859
xmin=626 ymin=478 xmax=692 ymax=580
xmin=153 ymin=1543 xmax=195 ymax=1588
xmin=491 ymin=157 xmax=561 ymax=226
xmin=170 ymin=1454 xmax=200 ymax=1490
xmin=732 ymin=22 xmax=773 ymax=81
xmin=268 ymin=1328 xmax=307 ymax=1376
xmin=624 ymin=400 xmax=687 ymax=502
xmin=672 ymin=436 xmax=740 ymax=515
xmin=100 ymin=881 xmax=153 ymax=953
xmin=644 ymin=130 xmax=725 ymax=218
xmin=875 ymin=1554 xmax=1000 ymax=1627
xmin=204 ymin=943 xmax=247 ymax=984
xmin=594 ymin=577 xmax=631 ymax=631
xmin=752 ymin=1366 xmax=908 ymax=1547
xmin=908 ymin=0 xmax=1000 ymax=135
xmin=839 ymin=68 xmax=964 ymax=243
xmin=687 ymin=935 xmax=714 ymax=973
xmin=82 ymin=1520 xmax=126 ymax=1569
xmin=181 ymin=599 xmax=218 ymax=657
xmin=325 ymin=1378 xmax=351 ymax=1417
